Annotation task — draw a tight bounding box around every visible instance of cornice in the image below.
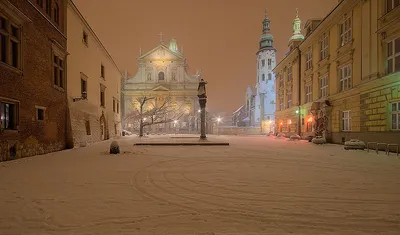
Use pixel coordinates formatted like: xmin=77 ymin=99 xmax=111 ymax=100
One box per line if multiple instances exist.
xmin=298 ymin=0 xmax=359 ymax=51
xmin=274 ymin=49 xmax=299 ymax=73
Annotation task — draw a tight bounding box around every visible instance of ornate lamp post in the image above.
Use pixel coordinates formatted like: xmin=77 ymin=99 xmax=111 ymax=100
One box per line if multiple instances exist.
xmin=197 ymin=77 xmax=207 ymax=140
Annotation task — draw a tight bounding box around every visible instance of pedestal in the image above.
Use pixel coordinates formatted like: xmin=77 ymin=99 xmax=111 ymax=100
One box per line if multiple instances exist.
xmin=199 ymin=98 xmax=207 ymax=140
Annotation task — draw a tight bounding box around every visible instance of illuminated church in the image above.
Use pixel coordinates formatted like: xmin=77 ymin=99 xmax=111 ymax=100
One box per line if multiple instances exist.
xmin=121 ymin=36 xmax=200 ymax=133
xmin=239 ymin=11 xmax=276 ymax=131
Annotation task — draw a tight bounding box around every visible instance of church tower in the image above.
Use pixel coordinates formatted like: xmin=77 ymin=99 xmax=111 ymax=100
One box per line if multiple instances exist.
xmin=254 ymin=10 xmax=276 ymax=130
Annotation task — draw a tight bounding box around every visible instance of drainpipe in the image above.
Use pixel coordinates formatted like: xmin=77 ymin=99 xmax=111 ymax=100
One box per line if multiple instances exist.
xmin=297 ymin=47 xmax=302 ymax=136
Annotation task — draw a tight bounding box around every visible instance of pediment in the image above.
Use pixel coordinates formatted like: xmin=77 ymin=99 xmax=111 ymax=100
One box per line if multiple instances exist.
xmin=152 ymin=85 xmax=170 ymax=91
xmin=139 ymin=44 xmax=183 ymax=61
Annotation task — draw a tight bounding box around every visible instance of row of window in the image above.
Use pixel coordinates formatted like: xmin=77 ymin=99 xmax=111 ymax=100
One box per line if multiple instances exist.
xmin=259 ymin=59 xmax=273 ymax=69
xmin=278 ymin=36 xmax=399 ymax=109
xmin=147 ymin=71 xmax=175 ymax=81
xmin=0 ymin=15 xmax=20 ymax=69
xmin=35 ymin=0 xmax=60 ymax=25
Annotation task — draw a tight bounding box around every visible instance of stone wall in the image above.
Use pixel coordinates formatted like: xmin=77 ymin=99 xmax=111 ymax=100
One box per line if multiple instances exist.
xmin=0 ymin=0 xmax=68 ymax=162
xmin=213 ymin=127 xmax=262 ymax=135
xmin=69 ymin=108 xmax=102 ymax=147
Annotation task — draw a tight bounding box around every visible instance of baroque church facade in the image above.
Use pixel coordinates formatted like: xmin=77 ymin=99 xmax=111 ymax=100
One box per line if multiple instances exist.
xmin=235 ymin=11 xmax=276 ymax=132
xmin=121 ymin=38 xmax=200 ymax=134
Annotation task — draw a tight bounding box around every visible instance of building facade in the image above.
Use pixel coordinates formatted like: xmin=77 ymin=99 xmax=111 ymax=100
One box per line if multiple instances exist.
xmin=122 ymin=38 xmax=200 ymax=134
xmin=275 ymin=0 xmax=400 ymax=145
xmin=66 ymin=0 xmax=122 ymax=147
xmin=0 ymin=0 xmax=68 ymax=161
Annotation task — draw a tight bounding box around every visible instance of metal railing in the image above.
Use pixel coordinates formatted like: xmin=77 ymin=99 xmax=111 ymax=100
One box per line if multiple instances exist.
xmin=367 ymin=142 xmax=399 ymax=156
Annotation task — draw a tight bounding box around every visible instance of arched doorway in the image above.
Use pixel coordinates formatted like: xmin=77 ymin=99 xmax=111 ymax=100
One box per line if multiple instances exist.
xmin=100 ymin=113 xmax=106 ymax=141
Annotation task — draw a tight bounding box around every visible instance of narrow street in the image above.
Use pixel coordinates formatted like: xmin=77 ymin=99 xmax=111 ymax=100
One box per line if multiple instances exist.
xmin=1 ymin=136 xmax=399 ymax=234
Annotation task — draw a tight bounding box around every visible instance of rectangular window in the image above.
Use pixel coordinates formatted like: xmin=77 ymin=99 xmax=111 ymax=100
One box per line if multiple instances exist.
xmin=0 ymin=17 xmax=20 ymax=69
xmin=53 ymin=55 xmax=64 ymax=88
xmin=101 ymin=64 xmax=105 ymax=78
xmin=391 ymin=102 xmax=400 ymax=130
xmin=268 ymin=59 xmax=272 ymax=69
xmin=287 ymin=66 xmax=293 ymax=81
xmin=305 ymin=84 xmax=312 ymax=103
xmin=113 ymin=98 xmax=116 ymax=112
xmin=117 ymin=101 xmax=119 ymax=114
xmin=36 ymin=108 xmax=45 ymax=121
xmin=100 ymin=88 xmax=105 ymax=107
xmin=320 ymin=33 xmax=329 ymax=60
xmin=83 ymin=30 xmax=88 ymax=46
xmin=81 ymin=78 xmax=87 ymax=98
xmin=306 ymin=50 xmax=312 ymax=70
xmin=342 ymin=110 xmax=351 ymax=131
xmin=340 ymin=14 xmax=352 ymax=47
xmin=319 ymin=75 xmax=328 ymax=98
xmin=279 ymin=96 xmax=284 ymax=111
xmin=386 ymin=0 xmax=400 ymax=13
xmin=339 ymin=64 xmax=352 ymax=92
xmin=261 ymin=59 xmax=265 ymax=67
xmin=114 ymin=124 xmax=117 ymax=135
xmin=0 ymin=101 xmax=17 ymax=130
xmin=287 ymin=92 xmax=292 ymax=108
xmin=387 ymin=37 xmax=400 ymax=74
xmin=85 ymin=120 xmax=91 ymax=135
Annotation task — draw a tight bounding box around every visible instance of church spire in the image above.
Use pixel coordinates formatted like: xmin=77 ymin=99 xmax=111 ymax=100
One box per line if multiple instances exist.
xmin=289 ymin=8 xmax=304 ymax=44
xmin=259 ymin=9 xmax=274 ymax=50
xmin=263 ymin=9 xmax=270 ymax=33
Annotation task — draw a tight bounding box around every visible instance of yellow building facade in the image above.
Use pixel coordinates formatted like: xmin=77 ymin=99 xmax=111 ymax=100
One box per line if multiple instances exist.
xmin=275 ymin=0 xmax=400 ymax=145
xmin=66 ymin=0 xmax=122 ymax=147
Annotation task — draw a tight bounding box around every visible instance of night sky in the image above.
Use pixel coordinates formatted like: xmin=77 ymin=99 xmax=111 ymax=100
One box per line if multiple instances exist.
xmin=74 ymin=0 xmax=338 ymax=113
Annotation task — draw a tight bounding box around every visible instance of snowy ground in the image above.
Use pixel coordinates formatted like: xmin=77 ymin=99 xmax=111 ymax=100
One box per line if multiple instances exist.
xmin=1 ymin=135 xmax=399 ymax=235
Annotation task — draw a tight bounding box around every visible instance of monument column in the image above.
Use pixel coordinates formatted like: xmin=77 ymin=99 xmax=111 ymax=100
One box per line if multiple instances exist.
xmin=197 ymin=77 xmax=207 ymax=140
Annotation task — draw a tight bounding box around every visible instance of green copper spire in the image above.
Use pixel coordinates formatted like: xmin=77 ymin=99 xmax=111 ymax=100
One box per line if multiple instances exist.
xmin=259 ymin=9 xmax=274 ymax=50
xmin=289 ymin=8 xmax=305 ymax=42
xmin=169 ymin=38 xmax=179 ymax=53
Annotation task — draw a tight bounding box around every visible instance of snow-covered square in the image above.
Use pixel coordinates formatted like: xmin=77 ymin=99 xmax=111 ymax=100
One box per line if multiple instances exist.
xmin=1 ymin=135 xmax=399 ymax=234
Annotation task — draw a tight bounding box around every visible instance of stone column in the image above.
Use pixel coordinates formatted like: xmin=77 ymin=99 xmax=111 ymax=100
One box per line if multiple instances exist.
xmin=199 ymin=98 xmax=207 ymax=139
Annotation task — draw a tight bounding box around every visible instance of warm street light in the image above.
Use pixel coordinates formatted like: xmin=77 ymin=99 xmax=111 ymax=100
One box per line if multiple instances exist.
xmin=198 ymin=109 xmax=201 ymax=113
xmin=174 ymin=120 xmax=178 ymax=124
xmin=217 ymin=117 xmax=221 ymax=123
xmin=269 ymin=120 xmax=272 ymax=124
xmin=143 ymin=118 xmax=147 ymax=121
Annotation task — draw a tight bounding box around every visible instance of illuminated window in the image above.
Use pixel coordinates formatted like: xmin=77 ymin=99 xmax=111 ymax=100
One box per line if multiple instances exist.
xmin=342 ymin=110 xmax=351 ymax=131
xmin=387 ymin=37 xmax=400 ymax=74
xmin=0 ymin=101 xmax=18 ymax=130
xmin=320 ymin=33 xmax=329 ymax=60
xmin=306 ymin=50 xmax=312 ymax=70
xmin=339 ymin=14 xmax=352 ymax=47
xmin=386 ymin=0 xmax=400 ymax=13
xmin=391 ymin=102 xmax=400 ymax=130
xmin=0 ymin=16 xmax=21 ymax=69
xmin=339 ymin=64 xmax=352 ymax=92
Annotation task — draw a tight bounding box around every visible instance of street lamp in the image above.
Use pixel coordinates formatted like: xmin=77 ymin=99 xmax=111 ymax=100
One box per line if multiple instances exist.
xmin=174 ymin=120 xmax=178 ymax=135
xmin=73 ymin=91 xmax=87 ymax=102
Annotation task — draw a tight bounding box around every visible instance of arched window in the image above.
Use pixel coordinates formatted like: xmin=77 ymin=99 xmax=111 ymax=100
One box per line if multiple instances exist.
xmin=158 ymin=72 xmax=165 ymax=80
xmin=268 ymin=73 xmax=272 ymax=80
xmin=53 ymin=2 xmax=59 ymax=25
xmin=262 ymin=74 xmax=265 ymax=81
xmin=147 ymin=73 xmax=152 ymax=80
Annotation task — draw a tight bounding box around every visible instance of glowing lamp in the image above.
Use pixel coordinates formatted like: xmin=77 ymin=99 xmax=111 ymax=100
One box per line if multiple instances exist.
xmin=288 ymin=120 xmax=292 ymax=124
xmin=307 ymin=117 xmax=313 ymax=122
xmin=174 ymin=120 xmax=178 ymax=124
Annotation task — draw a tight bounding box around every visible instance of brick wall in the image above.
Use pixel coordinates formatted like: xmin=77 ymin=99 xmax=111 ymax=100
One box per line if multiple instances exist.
xmin=0 ymin=0 xmax=68 ymax=161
